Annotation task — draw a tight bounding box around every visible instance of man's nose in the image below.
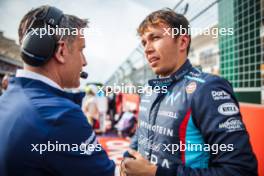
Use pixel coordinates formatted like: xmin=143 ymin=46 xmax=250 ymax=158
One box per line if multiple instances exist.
xmin=144 ymin=42 xmax=154 ymax=55
xmin=82 ymin=56 xmax=87 ymax=67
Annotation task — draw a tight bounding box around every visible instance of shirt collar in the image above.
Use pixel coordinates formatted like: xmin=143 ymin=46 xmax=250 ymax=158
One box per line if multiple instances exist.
xmin=16 ymin=69 xmax=63 ymax=90
xmin=10 ymin=76 xmax=85 ymax=106
xmin=148 ymin=59 xmax=192 ymax=87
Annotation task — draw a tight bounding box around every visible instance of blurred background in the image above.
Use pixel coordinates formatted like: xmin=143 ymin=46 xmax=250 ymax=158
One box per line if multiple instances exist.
xmin=0 ymin=0 xmax=263 ymax=175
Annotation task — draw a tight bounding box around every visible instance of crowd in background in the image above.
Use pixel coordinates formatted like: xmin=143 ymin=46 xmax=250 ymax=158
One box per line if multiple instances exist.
xmin=0 ymin=74 xmax=10 ymax=96
xmin=82 ymin=85 xmax=138 ymax=138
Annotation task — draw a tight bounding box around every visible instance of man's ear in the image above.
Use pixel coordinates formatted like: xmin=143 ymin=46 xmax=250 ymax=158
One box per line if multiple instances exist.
xmin=179 ymin=35 xmax=190 ymax=52
xmin=54 ymin=41 xmax=67 ymax=64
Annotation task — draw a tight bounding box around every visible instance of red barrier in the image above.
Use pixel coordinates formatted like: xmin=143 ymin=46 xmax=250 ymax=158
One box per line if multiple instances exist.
xmin=115 ymin=93 xmax=140 ymax=116
xmin=240 ymin=103 xmax=264 ymax=176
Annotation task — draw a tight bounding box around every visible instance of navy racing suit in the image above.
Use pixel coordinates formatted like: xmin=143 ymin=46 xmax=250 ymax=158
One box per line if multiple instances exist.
xmin=127 ymin=59 xmax=258 ymax=176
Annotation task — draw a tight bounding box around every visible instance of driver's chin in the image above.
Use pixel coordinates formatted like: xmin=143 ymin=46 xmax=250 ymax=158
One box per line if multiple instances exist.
xmin=154 ymin=67 xmax=173 ymax=77
xmin=152 ymin=67 xmax=163 ymax=75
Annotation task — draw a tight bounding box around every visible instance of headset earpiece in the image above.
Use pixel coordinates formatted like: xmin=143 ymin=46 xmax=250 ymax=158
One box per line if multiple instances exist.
xmin=20 ymin=6 xmax=63 ymax=67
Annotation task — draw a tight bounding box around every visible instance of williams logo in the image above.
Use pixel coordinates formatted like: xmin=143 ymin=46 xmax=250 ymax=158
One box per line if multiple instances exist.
xmin=165 ymin=92 xmax=181 ymax=106
xmin=218 ymin=103 xmax=239 ymax=116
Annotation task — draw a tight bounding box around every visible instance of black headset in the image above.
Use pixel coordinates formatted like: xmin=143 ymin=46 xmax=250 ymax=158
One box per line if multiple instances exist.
xmin=21 ymin=6 xmax=64 ymax=67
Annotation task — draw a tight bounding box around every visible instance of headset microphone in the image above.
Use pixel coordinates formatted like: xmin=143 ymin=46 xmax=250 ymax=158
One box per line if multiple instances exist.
xmin=80 ymin=72 xmax=88 ymax=79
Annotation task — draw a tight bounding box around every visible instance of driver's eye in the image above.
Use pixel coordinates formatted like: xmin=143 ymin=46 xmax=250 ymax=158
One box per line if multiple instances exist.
xmin=153 ymin=36 xmax=160 ymax=40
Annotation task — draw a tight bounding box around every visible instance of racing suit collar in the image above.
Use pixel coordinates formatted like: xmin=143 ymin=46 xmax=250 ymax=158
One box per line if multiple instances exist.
xmin=148 ymin=59 xmax=192 ymax=88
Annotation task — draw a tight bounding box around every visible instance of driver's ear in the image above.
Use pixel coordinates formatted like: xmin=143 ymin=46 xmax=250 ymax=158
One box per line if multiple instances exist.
xmin=179 ymin=35 xmax=190 ymax=52
xmin=54 ymin=41 xmax=67 ymax=64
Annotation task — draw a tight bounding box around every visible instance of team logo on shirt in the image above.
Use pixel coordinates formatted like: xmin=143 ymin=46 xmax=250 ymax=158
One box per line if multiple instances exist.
xmin=211 ymin=90 xmax=231 ymax=100
xmin=189 ymin=71 xmax=201 ymax=77
xmin=186 ymin=82 xmax=197 ymax=94
xmin=165 ymin=92 xmax=181 ymax=106
xmin=218 ymin=102 xmax=239 ymax=116
xmin=158 ymin=110 xmax=178 ymax=119
xmin=219 ymin=117 xmax=244 ymax=132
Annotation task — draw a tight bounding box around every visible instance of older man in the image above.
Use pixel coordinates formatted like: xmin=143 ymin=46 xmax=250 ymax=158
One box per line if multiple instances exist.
xmin=0 ymin=5 xmax=115 ymax=176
